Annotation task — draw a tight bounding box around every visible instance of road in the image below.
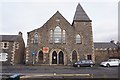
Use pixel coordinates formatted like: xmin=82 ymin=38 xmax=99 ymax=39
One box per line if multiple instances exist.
xmin=1 ymin=65 xmax=120 ymax=79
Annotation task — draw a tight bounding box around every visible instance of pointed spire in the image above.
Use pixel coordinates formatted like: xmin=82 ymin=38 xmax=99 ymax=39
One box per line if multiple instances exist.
xmin=73 ymin=3 xmax=91 ymax=22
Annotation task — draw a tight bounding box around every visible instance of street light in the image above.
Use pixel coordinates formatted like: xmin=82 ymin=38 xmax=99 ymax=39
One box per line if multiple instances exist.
xmin=32 ymin=51 xmax=36 ymax=65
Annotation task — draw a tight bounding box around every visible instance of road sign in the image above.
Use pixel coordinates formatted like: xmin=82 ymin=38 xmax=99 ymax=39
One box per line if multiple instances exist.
xmin=43 ymin=47 xmax=49 ymax=53
xmin=32 ymin=51 xmax=36 ymax=56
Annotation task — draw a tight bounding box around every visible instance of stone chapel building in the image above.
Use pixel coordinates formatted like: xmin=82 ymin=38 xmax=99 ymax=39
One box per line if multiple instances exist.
xmin=25 ymin=3 xmax=95 ymax=65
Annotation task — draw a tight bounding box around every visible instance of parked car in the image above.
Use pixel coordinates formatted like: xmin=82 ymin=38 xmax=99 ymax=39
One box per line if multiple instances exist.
xmin=73 ymin=60 xmax=94 ymax=67
xmin=100 ymin=59 xmax=120 ymax=67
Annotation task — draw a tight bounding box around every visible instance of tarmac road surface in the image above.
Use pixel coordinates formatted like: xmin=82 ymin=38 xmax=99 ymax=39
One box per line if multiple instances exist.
xmin=1 ymin=65 xmax=120 ymax=79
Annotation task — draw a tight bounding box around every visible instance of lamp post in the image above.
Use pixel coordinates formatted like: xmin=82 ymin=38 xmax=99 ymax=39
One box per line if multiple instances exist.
xmin=32 ymin=51 xmax=36 ymax=65
xmin=107 ymin=48 xmax=110 ymax=59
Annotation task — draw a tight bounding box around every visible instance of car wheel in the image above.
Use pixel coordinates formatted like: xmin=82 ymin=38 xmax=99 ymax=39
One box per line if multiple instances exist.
xmin=90 ymin=65 xmax=93 ymax=67
xmin=77 ymin=65 xmax=80 ymax=67
xmin=106 ymin=64 xmax=110 ymax=67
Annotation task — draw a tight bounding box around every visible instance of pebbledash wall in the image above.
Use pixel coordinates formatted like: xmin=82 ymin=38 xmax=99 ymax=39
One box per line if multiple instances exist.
xmin=25 ymin=4 xmax=95 ymax=65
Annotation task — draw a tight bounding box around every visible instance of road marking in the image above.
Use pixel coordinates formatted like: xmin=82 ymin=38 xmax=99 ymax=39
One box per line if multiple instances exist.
xmin=20 ymin=73 xmax=92 ymax=78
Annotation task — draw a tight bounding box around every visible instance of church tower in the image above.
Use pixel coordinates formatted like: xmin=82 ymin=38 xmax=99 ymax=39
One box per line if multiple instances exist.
xmin=72 ymin=3 xmax=95 ymax=62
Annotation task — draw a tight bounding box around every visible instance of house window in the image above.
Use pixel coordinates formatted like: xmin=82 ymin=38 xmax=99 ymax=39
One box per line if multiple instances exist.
xmin=3 ymin=42 xmax=9 ymax=49
xmin=34 ymin=33 xmax=39 ymax=44
xmin=62 ymin=30 xmax=66 ymax=43
xmin=76 ymin=34 xmax=81 ymax=43
xmin=0 ymin=53 xmax=8 ymax=61
xmin=50 ymin=30 xmax=53 ymax=43
xmin=54 ymin=26 xmax=62 ymax=43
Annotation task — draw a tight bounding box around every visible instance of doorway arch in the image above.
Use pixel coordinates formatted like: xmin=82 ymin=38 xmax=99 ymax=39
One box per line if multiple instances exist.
xmin=59 ymin=51 xmax=64 ymax=64
xmin=52 ymin=51 xmax=57 ymax=64
xmin=38 ymin=51 xmax=43 ymax=64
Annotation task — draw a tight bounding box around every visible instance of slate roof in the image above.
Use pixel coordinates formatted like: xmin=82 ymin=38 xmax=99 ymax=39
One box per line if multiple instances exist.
xmin=73 ymin=3 xmax=91 ymax=22
xmin=0 ymin=35 xmax=20 ymax=42
xmin=94 ymin=42 xmax=117 ymax=49
xmin=117 ymin=42 xmax=120 ymax=48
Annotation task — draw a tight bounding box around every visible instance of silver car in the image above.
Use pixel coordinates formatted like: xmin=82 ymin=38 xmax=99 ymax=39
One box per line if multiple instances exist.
xmin=73 ymin=60 xmax=94 ymax=67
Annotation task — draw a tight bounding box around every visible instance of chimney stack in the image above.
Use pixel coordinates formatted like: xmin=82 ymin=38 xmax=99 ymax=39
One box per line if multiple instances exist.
xmin=18 ymin=31 xmax=22 ymax=36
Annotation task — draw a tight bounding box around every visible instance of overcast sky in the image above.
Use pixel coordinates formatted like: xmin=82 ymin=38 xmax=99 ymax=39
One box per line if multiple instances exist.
xmin=0 ymin=0 xmax=119 ymax=45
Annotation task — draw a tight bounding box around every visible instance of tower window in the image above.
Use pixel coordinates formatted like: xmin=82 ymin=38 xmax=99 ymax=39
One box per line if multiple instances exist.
xmin=76 ymin=34 xmax=81 ymax=44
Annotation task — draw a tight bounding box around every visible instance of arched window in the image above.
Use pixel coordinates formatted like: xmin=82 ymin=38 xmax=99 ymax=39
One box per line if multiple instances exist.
xmin=54 ymin=26 xmax=62 ymax=43
xmin=62 ymin=30 xmax=66 ymax=43
xmin=50 ymin=30 xmax=53 ymax=43
xmin=76 ymin=34 xmax=81 ymax=43
xmin=34 ymin=33 xmax=39 ymax=44
xmin=72 ymin=50 xmax=77 ymax=62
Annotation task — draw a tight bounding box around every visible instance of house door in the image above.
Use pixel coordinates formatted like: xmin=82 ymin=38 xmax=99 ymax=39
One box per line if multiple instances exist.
xmin=38 ymin=51 xmax=43 ymax=64
xmin=87 ymin=55 xmax=92 ymax=60
xmin=52 ymin=51 xmax=57 ymax=64
xmin=59 ymin=51 xmax=64 ymax=64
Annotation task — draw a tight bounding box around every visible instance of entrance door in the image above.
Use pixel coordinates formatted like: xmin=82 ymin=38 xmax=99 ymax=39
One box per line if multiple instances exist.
xmin=87 ymin=55 xmax=92 ymax=60
xmin=39 ymin=51 xmax=43 ymax=64
xmin=52 ymin=51 xmax=57 ymax=64
xmin=72 ymin=50 xmax=77 ymax=63
xmin=59 ymin=51 xmax=64 ymax=64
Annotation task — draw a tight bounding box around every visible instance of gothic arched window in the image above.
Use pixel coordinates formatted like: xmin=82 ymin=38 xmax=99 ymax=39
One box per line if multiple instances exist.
xmin=76 ymin=34 xmax=81 ymax=43
xmin=62 ymin=30 xmax=66 ymax=43
xmin=34 ymin=33 xmax=39 ymax=44
xmin=54 ymin=26 xmax=62 ymax=43
xmin=50 ymin=30 xmax=53 ymax=43
xmin=72 ymin=50 xmax=77 ymax=62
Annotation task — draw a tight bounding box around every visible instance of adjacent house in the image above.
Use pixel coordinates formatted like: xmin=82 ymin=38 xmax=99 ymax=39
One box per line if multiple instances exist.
xmin=94 ymin=42 xmax=120 ymax=64
xmin=0 ymin=32 xmax=25 ymax=65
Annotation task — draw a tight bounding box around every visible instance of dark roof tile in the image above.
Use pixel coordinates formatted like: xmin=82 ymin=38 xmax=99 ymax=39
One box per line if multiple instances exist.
xmin=0 ymin=35 xmax=20 ymax=42
xmin=73 ymin=3 xmax=91 ymax=22
xmin=94 ymin=42 xmax=117 ymax=49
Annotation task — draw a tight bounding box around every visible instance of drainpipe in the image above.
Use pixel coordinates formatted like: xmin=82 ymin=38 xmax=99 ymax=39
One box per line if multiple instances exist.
xmin=107 ymin=48 xmax=110 ymax=59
